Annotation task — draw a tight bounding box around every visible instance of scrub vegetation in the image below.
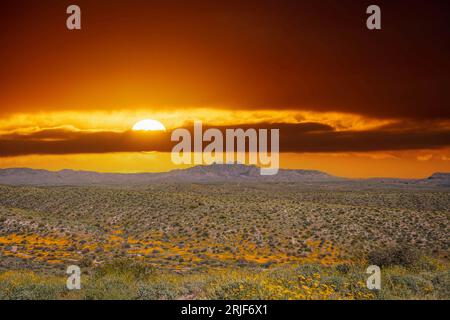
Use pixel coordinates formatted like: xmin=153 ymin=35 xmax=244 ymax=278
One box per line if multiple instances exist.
xmin=0 ymin=183 xmax=448 ymax=299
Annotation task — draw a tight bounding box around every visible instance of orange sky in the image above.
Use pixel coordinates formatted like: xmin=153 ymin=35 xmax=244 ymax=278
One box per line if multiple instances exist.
xmin=0 ymin=1 xmax=449 ymax=178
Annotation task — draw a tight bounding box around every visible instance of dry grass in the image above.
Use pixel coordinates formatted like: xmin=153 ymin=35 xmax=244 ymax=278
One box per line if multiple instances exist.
xmin=0 ymin=183 xmax=448 ymax=299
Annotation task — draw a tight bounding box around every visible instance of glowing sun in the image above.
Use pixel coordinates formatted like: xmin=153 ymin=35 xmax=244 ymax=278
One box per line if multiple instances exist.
xmin=132 ymin=119 xmax=166 ymax=131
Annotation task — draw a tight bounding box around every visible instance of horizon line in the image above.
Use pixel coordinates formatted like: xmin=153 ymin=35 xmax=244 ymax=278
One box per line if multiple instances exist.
xmin=0 ymin=164 xmax=447 ymax=181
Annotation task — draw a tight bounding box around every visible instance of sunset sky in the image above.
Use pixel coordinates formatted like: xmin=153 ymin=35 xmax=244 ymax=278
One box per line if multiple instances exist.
xmin=1 ymin=0 xmax=449 ymax=178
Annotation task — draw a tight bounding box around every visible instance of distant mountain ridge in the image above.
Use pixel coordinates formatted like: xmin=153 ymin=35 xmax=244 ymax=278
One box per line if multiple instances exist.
xmin=424 ymin=172 xmax=450 ymax=187
xmin=0 ymin=164 xmax=335 ymax=185
xmin=0 ymin=164 xmax=448 ymax=186
xmin=427 ymin=172 xmax=450 ymax=181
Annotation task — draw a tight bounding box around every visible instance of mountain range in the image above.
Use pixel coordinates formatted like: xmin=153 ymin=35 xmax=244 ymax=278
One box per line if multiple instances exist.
xmin=0 ymin=164 xmax=448 ymax=187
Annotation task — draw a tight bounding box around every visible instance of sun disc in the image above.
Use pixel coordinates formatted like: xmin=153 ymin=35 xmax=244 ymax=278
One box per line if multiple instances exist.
xmin=132 ymin=119 xmax=166 ymax=131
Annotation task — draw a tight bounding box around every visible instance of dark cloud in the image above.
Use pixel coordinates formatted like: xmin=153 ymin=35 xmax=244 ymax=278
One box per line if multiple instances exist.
xmin=0 ymin=130 xmax=172 ymax=156
xmin=0 ymin=0 xmax=449 ymax=120
xmin=1 ymin=122 xmax=449 ymax=157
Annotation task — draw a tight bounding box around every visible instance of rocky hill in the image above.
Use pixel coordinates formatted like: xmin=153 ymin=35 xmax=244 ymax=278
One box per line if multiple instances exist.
xmin=0 ymin=164 xmax=336 ymax=185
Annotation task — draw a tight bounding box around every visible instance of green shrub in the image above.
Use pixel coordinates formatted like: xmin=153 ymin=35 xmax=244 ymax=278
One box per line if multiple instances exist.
xmin=382 ymin=274 xmax=433 ymax=299
xmin=137 ymin=282 xmax=179 ymax=300
xmin=335 ymin=264 xmax=351 ymax=274
xmin=294 ymin=264 xmax=322 ymax=277
xmin=0 ymin=272 xmax=64 ymax=300
xmin=431 ymin=271 xmax=450 ymax=299
xmin=368 ymin=245 xmax=420 ymax=268
xmin=83 ymin=275 xmax=138 ymax=300
xmin=93 ymin=258 xmax=155 ymax=281
xmin=208 ymin=279 xmax=263 ymax=300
